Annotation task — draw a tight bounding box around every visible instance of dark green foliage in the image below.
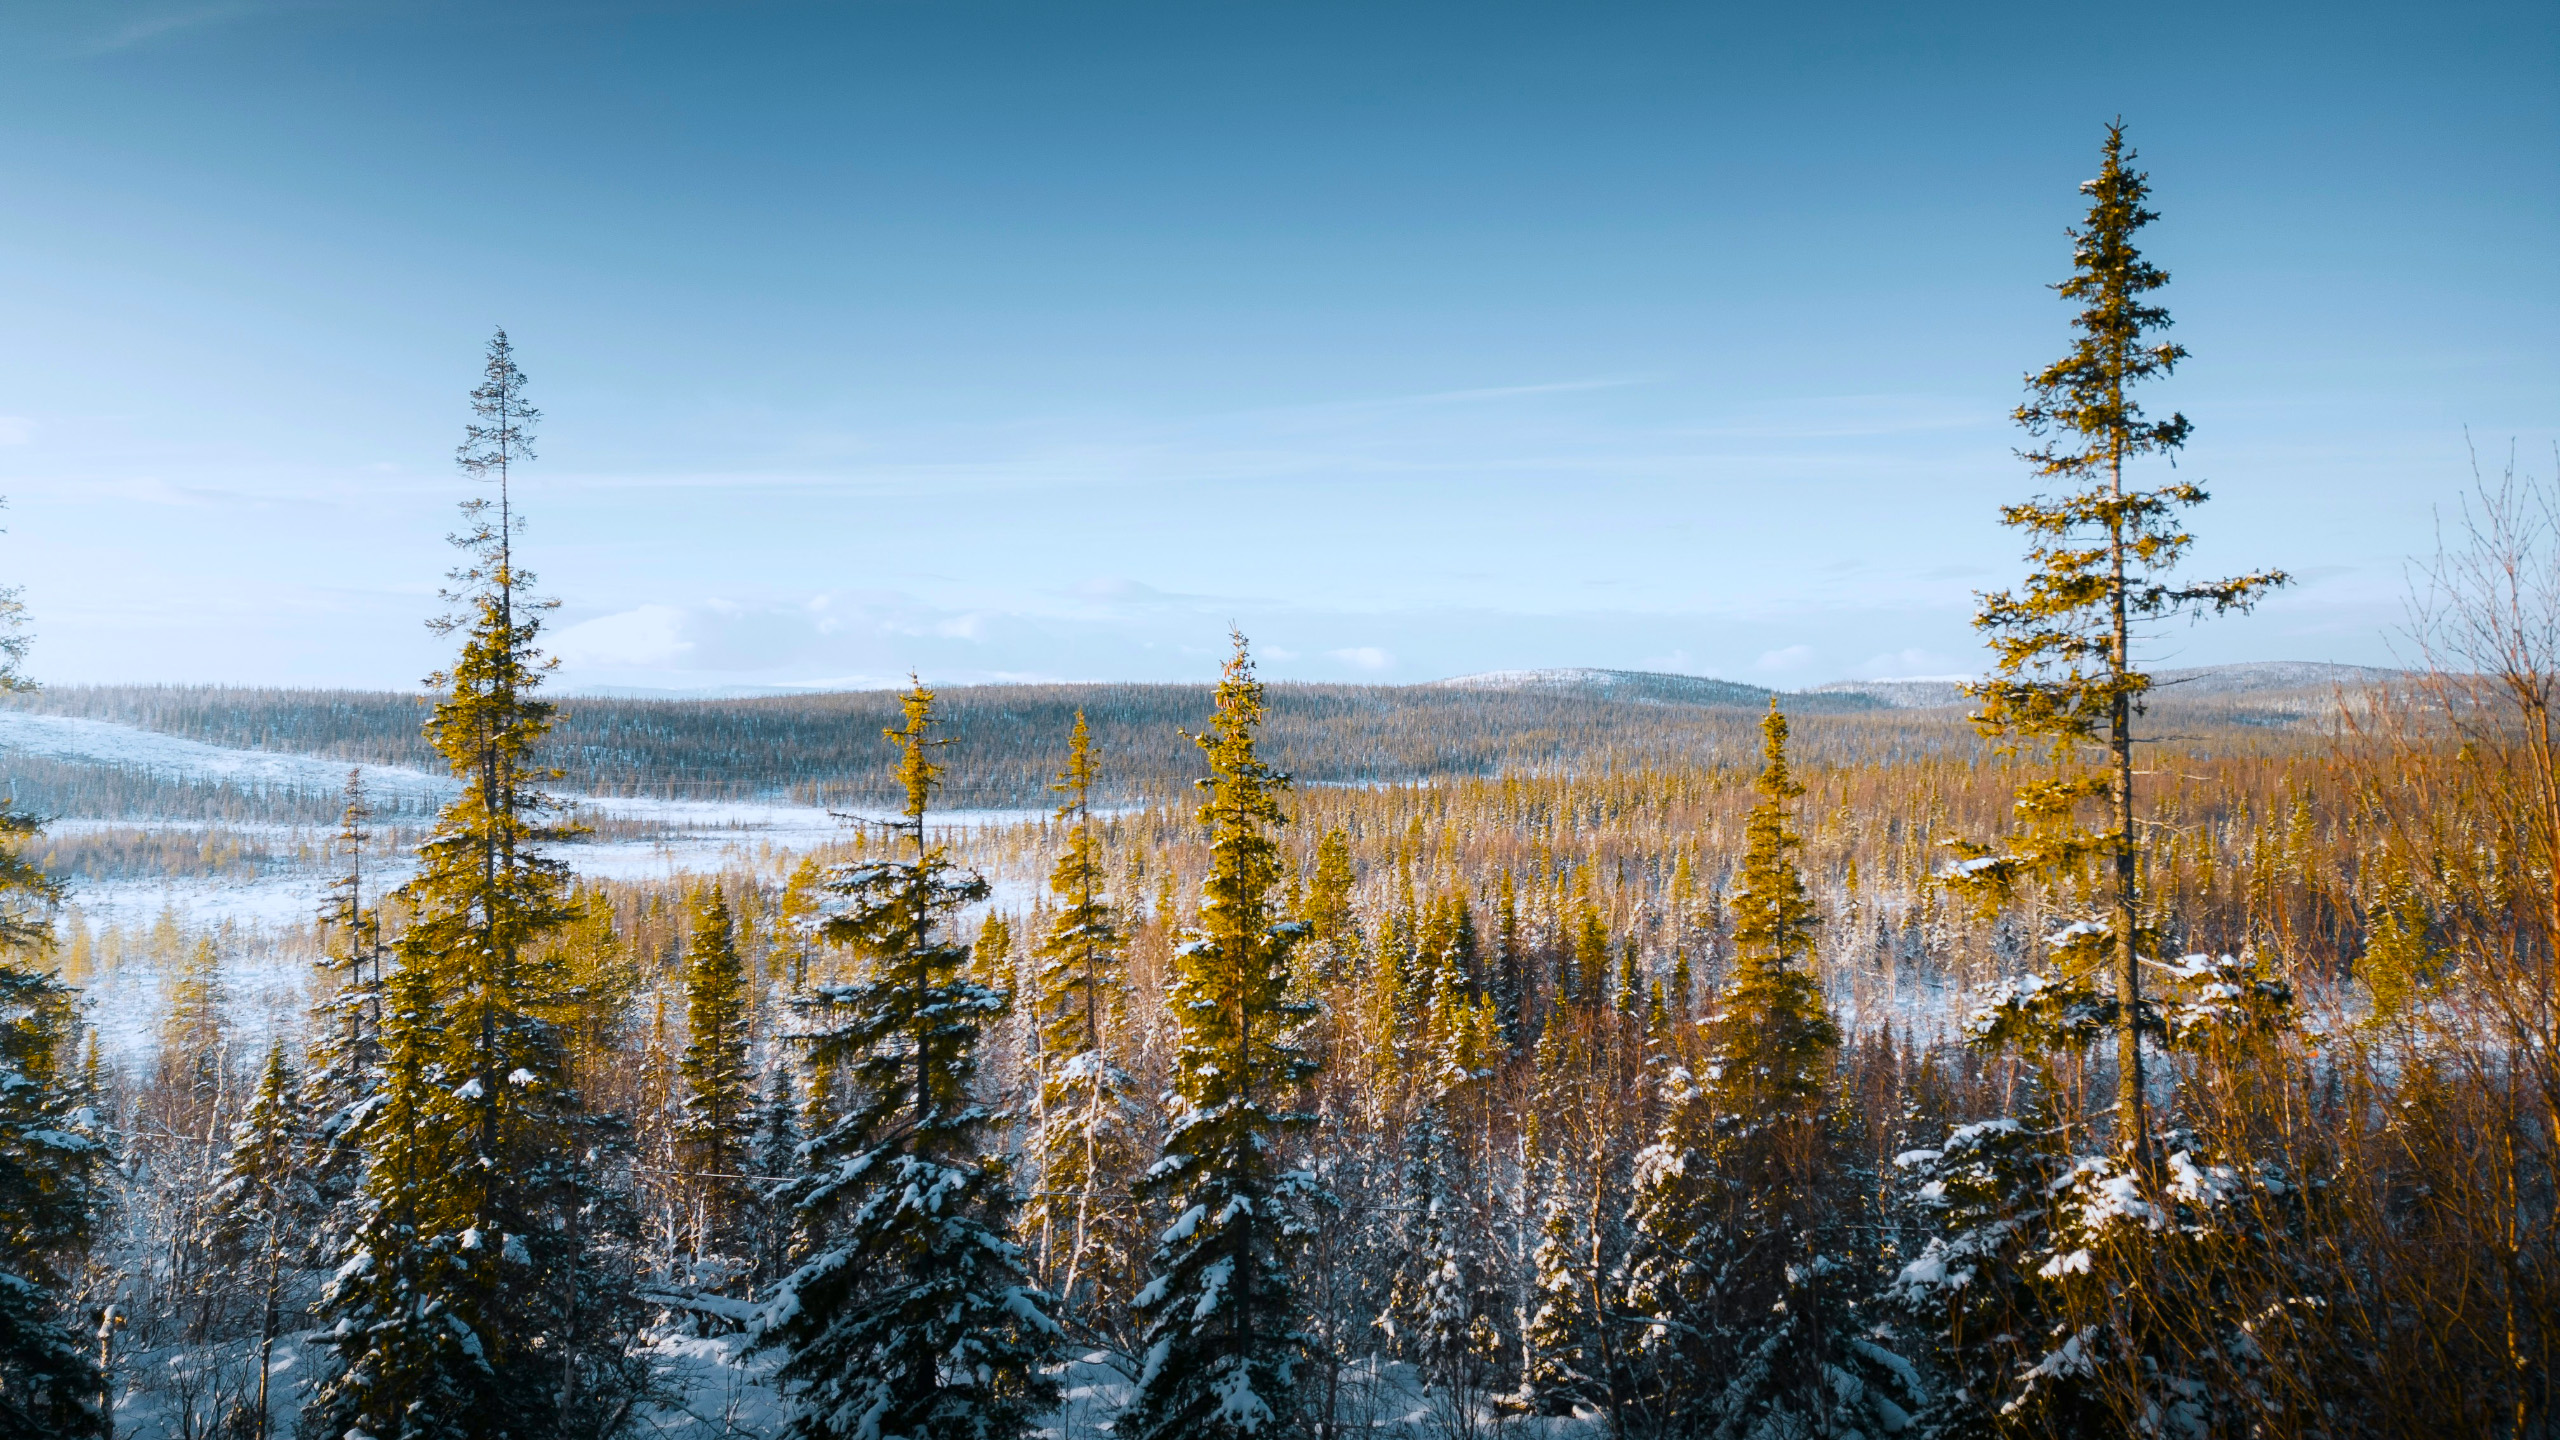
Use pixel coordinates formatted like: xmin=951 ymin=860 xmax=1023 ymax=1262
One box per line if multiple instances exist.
xmin=0 ymin=522 xmax=103 ymax=1438
xmin=1127 ymin=634 xmax=1321 ymax=1440
xmin=307 ymin=332 xmax=644 ymax=1440
xmin=1621 ymin=703 xmax=1883 ymax=1436
xmin=678 ymin=883 xmax=756 ymax=1245
xmin=761 ymin=678 xmax=1058 ymax=1440
xmin=0 ymin=959 xmax=104 ymax=1439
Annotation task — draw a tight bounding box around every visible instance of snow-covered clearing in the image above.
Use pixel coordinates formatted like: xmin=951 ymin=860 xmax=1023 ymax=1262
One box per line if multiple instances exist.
xmin=0 ymin=708 xmax=461 ymax=808
xmin=8 ymin=714 xmax=1048 ymax=1064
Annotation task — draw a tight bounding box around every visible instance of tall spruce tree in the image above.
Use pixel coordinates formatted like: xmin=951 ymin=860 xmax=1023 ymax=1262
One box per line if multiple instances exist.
xmin=759 ymin=677 xmax=1057 ymax=1440
xmin=1028 ymin=711 xmax=1141 ymax=1332
xmin=0 ymin=540 xmax=105 ymax=1437
xmin=1520 ymin=1009 xmax=1630 ymax=1420
xmin=1383 ymin=948 xmax=1499 ymax=1402
xmin=1946 ymin=124 xmax=2286 ymax=1168
xmin=307 ymin=330 xmax=643 ymax=1440
xmin=1126 ymin=632 xmax=1320 ymax=1440
xmin=312 ymin=952 xmax=481 ymax=1439
xmin=678 ymin=883 xmax=756 ymax=1257
xmin=1619 ymin=703 xmax=1919 ymax=1436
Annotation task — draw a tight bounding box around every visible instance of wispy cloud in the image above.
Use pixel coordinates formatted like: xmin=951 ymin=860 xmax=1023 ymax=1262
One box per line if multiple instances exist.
xmin=85 ymin=4 xmax=264 ymax=53
xmin=79 ymin=0 xmax=360 ymax=56
xmin=1351 ymin=376 xmax=1658 ymax=410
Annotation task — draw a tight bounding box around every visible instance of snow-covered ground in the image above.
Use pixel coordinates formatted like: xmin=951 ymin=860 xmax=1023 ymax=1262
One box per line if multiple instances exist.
xmin=0 ymin=709 xmax=461 ymax=809
xmin=9 ymin=715 xmax=1047 ymax=1063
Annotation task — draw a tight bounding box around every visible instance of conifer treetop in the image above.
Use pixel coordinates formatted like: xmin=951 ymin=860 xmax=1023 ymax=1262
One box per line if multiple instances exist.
xmin=448 ymin=326 xmax=542 ymax=612
xmin=1189 ymin=628 xmax=1291 ymax=839
xmin=1732 ymin=699 xmax=1815 ymax=977
xmin=1972 ymin=125 xmax=2290 ymax=761
xmin=1953 ymin=123 xmax=2289 ymax=1173
xmin=1126 ymin=630 xmax=1318 ymax=1440
xmin=1053 ymin=707 xmax=1098 ymax=824
xmin=886 ymin=671 xmax=948 ymax=848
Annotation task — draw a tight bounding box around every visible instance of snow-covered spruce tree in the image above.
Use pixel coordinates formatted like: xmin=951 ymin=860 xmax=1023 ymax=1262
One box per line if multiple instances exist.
xmin=213 ymin=1041 xmax=321 ymax=1439
xmin=1126 ymin=633 xmax=1321 ymax=1440
xmin=1383 ymin=920 xmax=1501 ymax=1398
xmin=310 ymin=953 xmax=480 ymax=1439
xmin=1521 ymin=1149 xmax=1598 ymax=1417
xmin=303 ymin=769 xmax=387 ymax=1225
xmin=758 ymin=677 xmax=1058 ymax=1440
xmin=306 ymin=330 xmax=645 ymax=1440
xmin=0 ymin=543 xmax=107 ymax=1436
xmin=1028 ymin=711 xmax=1143 ymax=1338
xmin=1518 ymin=1000 xmax=1641 ymax=1421
xmin=1889 ymin=985 xmax=2109 ymax=1438
xmin=745 ymin=1068 xmax=802 ymax=1294
xmin=1943 ymin=122 xmax=2286 ymax=1170
xmin=1622 ymin=702 xmax=1917 ymax=1437
xmin=0 ymin=750 xmax=106 ymax=1437
xmin=678 ymin=883 xmax=757 ymax=1259
xmin=1920 ymin=126 xmax=2290 ymax=1435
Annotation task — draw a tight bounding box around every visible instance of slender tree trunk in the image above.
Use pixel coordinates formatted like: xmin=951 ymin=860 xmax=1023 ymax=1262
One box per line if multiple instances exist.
xmin=255 ymin=1201 xmax=280 ymax=1440
xmin=2111 ymin=448 xmax=2151 ymax=1171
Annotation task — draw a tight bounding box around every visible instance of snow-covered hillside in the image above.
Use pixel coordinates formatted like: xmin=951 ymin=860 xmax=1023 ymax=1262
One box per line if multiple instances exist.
xmin=1426 ymin=666 xmax=1884 ymax=712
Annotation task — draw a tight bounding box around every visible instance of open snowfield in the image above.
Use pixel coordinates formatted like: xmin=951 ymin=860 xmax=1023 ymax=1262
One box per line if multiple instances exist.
xmin=6 ymin=714 xmax=1049 ymax=1063
xmin=0 ymin=709 xmax=462 ymax=809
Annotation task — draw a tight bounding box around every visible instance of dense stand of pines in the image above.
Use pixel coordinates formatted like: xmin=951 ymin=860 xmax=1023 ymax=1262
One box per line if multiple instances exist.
xmin=1 ymin=130 xmax=2554 ymax=1440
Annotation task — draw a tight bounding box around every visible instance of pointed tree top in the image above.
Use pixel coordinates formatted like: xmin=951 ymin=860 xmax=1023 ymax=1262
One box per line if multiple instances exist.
xmin=1052 ymin=708 xmax=1096 ymax=824
xmin=885 ymin=671 xmax=946 ymax=842
xmin=1756 ymin=698 xmax=1802 ymax=804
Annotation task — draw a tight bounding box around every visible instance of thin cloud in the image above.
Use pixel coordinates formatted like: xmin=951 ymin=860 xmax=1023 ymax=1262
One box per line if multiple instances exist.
xmin=83 ymin=3 xmax=271 ymax=54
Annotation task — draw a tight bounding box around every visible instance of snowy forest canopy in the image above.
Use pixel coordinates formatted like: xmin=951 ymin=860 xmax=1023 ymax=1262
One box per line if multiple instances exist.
xmin=2 ymin=131 xmax=2556 ymax=1440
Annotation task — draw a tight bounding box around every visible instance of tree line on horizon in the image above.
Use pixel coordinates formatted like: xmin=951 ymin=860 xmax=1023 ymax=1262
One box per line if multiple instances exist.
xmin=0 ymin=125 xmax=2553 ymax=1440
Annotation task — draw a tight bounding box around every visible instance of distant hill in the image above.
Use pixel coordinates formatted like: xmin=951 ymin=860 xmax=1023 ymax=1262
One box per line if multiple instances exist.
xmin=7 ymin=661 xmax=2381 ymax=818
xmin=1813 ymin=661 xmax=2405 ymax=711
xmin=5 ymin=675 xmax=1937 ymax=815
xmin=2145 ymin=661 xmax=2404 ymax=696
xmin=1809 ymin=677 xmax=1970 ymax=709
xmin=1425 ymin=668 xmax=1886 ymax=714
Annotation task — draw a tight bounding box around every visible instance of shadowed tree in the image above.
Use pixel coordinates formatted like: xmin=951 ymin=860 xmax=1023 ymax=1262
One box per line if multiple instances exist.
xmin=306 ymin=330 xmax=644 ymax=1440
xmin=1126 ymin=632 xmax=1322 ymax=1440
xmin=759 ymin=676 xmax=1058 ymax=1440
xmin=678 ymin=883 xmax=756 ymax=1258
xmin=0 ymin=502 xmax=105 ymax=1437
xmin=1028 ymin=711 xmax=1143 ymax=1336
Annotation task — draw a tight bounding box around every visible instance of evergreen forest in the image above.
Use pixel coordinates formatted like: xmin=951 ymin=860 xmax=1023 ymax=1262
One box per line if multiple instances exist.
xmin=1 ymin=126 xmax=2553 ymax=1440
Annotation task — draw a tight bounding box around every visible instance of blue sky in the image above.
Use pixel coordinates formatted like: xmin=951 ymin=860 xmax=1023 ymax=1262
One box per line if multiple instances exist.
xmin=1 ymin=0 xmax=2551 ymax=691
